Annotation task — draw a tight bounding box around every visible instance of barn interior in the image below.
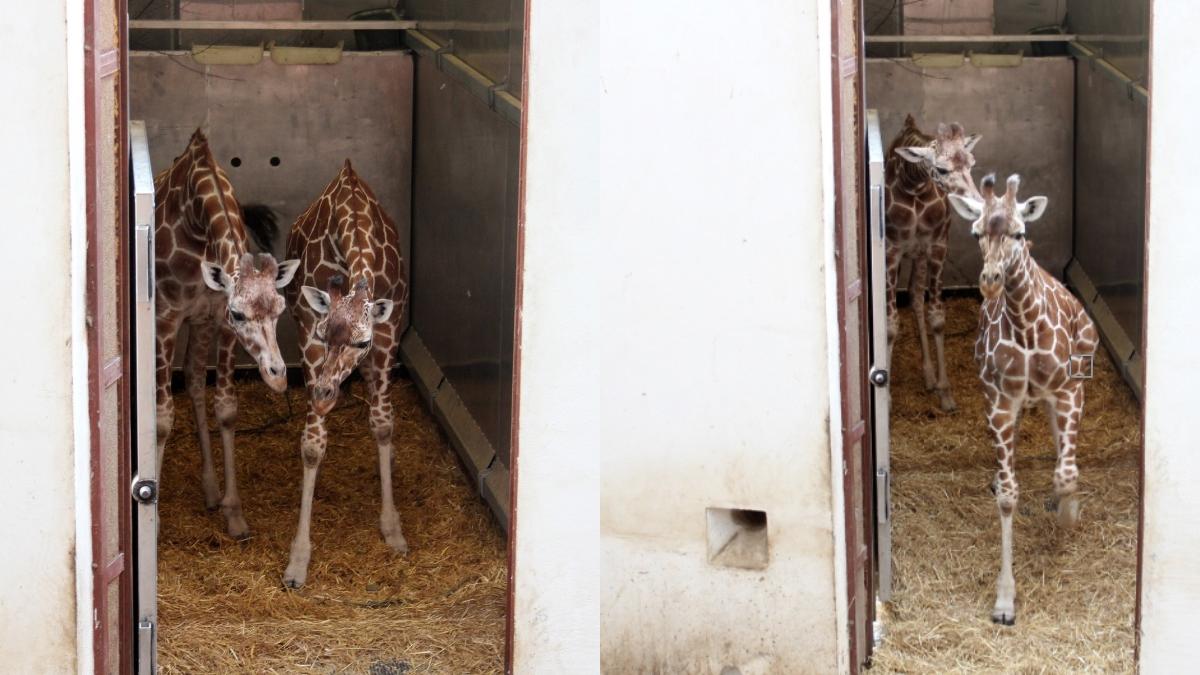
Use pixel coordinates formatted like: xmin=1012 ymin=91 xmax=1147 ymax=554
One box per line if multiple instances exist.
xmin=129 ymin=1 xmax=519 ymax=671
xmin=863 ymin=0 xmax=1146 ymax=671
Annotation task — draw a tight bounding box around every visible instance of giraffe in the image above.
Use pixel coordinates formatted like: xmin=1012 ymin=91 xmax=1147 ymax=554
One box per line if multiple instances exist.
xmin=948 ymin=174 xmax=1099 ymax=625
xmin=886 ymin=115 xmax=982 ymax=412
xmin=154 ymin=129 xmax=300 ymax=539
xmin=281 ymin=160 xmax=409 ymax=588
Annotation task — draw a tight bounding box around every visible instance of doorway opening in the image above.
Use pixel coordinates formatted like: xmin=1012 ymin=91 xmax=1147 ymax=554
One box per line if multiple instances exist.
xmin=853 ymin=2 xmax=1148 ymax=671
xmin=124 ymin=3 xmax=523 ymax=672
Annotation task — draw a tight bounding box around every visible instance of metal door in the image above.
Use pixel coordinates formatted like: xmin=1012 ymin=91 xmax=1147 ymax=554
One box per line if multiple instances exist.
xmin=130 ymin=120 xmax=159 ymax=675
xmin=865 ymin=109 xmax=893 ymax=604
xmin=85 ymin=0 xmax=132 ymax=672
xmin=831 ymin=0 xmax=874 ymax=670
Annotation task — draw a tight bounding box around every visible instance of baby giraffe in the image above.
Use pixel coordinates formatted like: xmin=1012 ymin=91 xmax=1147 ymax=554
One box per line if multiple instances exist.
xmin=948 ymin=174 xmax=1098 ymax=626
xmin=887 ymin=116 xmax=982 ymax=411
xmin=283 ymin=161 xmax=409 ymax=588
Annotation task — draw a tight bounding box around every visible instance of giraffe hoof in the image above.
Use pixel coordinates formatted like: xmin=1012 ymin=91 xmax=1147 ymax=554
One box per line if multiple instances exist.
xmin=991 ymin=612 xmax=1016 ymax=626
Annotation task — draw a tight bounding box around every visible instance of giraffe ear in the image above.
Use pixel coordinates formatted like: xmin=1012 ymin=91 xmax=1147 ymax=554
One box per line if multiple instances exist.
xmin=948 ymin=193 xmax=984 ymax=221
xmin=201 ymin=261 xmax=232 ymax=294
xmin=1018 ymin=196 xmax=1048 ymax=223
xmin=895 ymin=146 xmax=934 ymax=164
xmin=300 ymin=285 xmax=332 ymax=314
xmin=370 ymin=299 xmax=394 ymax=324
xmin=275 ymin=259 xmax=301 ymax=288
xmin=963 ymin=134 xmax=981 ymax=153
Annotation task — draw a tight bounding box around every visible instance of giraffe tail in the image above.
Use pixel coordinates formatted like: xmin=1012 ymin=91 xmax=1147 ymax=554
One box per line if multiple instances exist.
xmin=242 ymin=203 xmax=279 ymax=254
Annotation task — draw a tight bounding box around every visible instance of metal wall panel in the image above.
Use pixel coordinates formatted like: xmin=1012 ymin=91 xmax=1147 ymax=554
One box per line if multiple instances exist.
xmin=130 ymin=51 xmax=413 ymax=366
xmin=404 ymin=0 xmax=518 ymax=92
xmin=1068 ymin=0 xmax=1149 ymax=83
xmin=866 ymin=57 xmax=1074 ymax=288
xmin=1073 ymin=57 xmax=1147 ymax=352
xmin=411 ymin=55 xmax=518 ymax=464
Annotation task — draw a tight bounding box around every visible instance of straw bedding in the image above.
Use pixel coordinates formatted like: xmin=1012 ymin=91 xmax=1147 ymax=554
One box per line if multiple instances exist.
xmin=870 ymin=296 xmax=1140 ymax=674
xmin=158 ymin=375 xmax=506 ymax=674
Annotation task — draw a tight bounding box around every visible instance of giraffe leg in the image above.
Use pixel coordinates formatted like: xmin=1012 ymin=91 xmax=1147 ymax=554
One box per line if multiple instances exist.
xmin=285 ymin=344 xmax=324 ymax=588
xmin=909 ymin=257 xmax=937 ymax=392
xmin=927 ymin=239 xmax=956 ymax=412
xmin=285 ymin=406 xmax=325 ymax=589
xmin=214 ymin=326 xmax=249 ymax=539
xmin=987 ymin=394 xmax=1021 ymax=625
xmin=1047 ymin=387 xmax=1083 ymax=528
xmin=154 ymin=315 xmax=181 ymax=488
xmin=183 ymin=319 xmax=221 ymax=510
xmin=363 ymin=336 xmax=409 ymax=554
xmin=885 ymin=240 xmax=901 ymax=370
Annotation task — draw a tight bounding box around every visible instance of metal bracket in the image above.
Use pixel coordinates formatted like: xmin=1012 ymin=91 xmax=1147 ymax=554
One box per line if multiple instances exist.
xmin=433 ymin=39 xmax=455 ymax=70
xmin=1069 ymin=353 xmax=1094 ymax=380
xmin=137 ymin=619 xmax=157 ymax=675
xmin=131 ymin=477 xmax=158 ymax=504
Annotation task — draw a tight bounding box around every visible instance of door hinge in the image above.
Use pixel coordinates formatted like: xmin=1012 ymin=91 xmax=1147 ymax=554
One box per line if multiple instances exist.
xmin=138 ymin=619 xmax=157 ymax=675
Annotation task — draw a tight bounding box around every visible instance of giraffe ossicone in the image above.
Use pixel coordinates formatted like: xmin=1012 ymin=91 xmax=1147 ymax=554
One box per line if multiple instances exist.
xmin=949 ymin=173 xmax=1099 ymax=626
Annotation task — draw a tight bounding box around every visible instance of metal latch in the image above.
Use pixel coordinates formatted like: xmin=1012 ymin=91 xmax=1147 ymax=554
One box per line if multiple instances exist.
xmin=869 ymin=368 xmax=889 ymax=387
xmin=1068 ymin=353 xmax=1094 ymax=380
xmin=131 ymin=478 xmax=158 ymax=504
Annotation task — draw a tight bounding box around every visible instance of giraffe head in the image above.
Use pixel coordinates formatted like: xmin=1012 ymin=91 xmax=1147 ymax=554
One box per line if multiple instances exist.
xmin=300 ymin=275 xmax=394 ymax=416
xmin=948 ymin=174 xmax=1048 ymax=299
xmin=201 ymin=253 xmax=300 ymax=391
xmin=895 ymin=118 xmax=982 ymax=198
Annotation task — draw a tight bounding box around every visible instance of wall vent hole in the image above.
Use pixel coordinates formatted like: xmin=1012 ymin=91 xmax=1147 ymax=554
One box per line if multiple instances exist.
xmin=706 ymin=507 xmax=769 ymax=570
xmin=269 ymin=156 xmax=281 ymax=167
xmin=230 ymin=156 xmax=242 ymax=167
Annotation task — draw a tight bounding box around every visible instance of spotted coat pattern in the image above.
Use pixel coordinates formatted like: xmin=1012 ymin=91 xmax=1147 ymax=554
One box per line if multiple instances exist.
xmin=885 ymin=115 xmax=982 ymax=412
xmin=950 ymin=174 xmax=1099 ymax=626
xmin=153 ymin=129 xmax=295 ymax=539
xmin=281 ymin=160 xmax=409 ymax=588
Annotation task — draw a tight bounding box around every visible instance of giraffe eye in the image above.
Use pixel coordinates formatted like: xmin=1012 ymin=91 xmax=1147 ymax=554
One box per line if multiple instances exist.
xmin=936 ymin=167 xmax=950 ymax=176
xmin=352 ymin=340 xmax=371 ymax=350
xmin=229 ymin=309 xmax=246 ymax=322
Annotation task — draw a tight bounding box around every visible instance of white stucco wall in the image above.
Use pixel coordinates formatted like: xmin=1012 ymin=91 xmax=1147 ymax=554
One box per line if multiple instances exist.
xmin=1139 ymin=3 xmax=1200 ymax=671
xmin=516 ymin=0 xmax=841 ymax=672
xmin=0 ymin=1 xmax=88 ymax=673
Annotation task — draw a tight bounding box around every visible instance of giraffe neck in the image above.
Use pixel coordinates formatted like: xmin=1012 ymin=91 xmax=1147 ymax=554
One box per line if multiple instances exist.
xmin=1001 ymin=244 xmax=1043 ymax=339
xmin=186 ymin=154 xmax=248 ymax=273
xmin=334 ymin=207 xmax=379 ymax=292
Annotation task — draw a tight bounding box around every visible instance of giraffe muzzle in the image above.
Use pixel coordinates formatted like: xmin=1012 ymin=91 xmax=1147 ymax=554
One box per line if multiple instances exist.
xmin=979 ymin=268 xmax=1004 ymax=298
xmin=312 ymin=385 xmax=339 ymax=416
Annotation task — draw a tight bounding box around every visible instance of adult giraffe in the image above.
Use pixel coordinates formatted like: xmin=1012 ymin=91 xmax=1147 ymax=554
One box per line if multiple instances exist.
xmin=282 ymin=160 xmax=409 ymax=588
xmin=886 ymin=115 xmax=982 ymax=412
xmin=154 ymin=129 xmax=299 ymax=539
xmin=949 ymin=174 xmax=1098 ymax=626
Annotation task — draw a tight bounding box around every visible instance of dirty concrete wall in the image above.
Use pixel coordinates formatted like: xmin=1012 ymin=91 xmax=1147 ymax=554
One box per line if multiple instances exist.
xmin=0 ymin=0 xmax=84 ymax=672
xmin=516 ymin=0 xmax=843 ymax=671
xmin=867 ymin=57 xmax=1075 ymax=287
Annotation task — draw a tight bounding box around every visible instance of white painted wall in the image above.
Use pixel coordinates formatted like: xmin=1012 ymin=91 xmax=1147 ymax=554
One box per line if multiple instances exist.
xmin=1140 ymin=3 xmax=1200 ymax=671
xmin=516 ymin=0 xmax=841 ymax=672
xmin=0 ymin=0 xmax=88 ymax=673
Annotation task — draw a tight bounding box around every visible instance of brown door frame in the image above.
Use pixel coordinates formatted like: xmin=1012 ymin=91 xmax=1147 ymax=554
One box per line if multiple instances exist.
xmin=831 ymin=0 xmax=872 ymax=671
xmin=85 ymin=0 xmax=132 ymax=671
xmin=504 ymin=0 xmax=532 ymax=672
